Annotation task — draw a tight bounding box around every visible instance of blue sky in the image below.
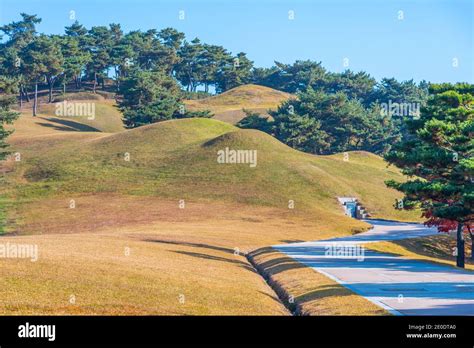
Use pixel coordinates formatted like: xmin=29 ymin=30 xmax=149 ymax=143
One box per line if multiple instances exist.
xmin=1 ymin=0 xmax=472 ymax=83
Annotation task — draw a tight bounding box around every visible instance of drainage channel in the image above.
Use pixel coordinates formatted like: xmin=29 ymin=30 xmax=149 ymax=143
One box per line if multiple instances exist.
xmin=246 ymin=251 xmax=299 ymax=316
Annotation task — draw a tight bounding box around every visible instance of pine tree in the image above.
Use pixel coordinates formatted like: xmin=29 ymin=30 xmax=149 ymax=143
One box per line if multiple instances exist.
xmin=21 ymin=35 xmax=64 ymax=114
xmin=0 ymin=77 xmax=20 ymax=160
xmin=385 ymin=84 xmax=474 ymax=268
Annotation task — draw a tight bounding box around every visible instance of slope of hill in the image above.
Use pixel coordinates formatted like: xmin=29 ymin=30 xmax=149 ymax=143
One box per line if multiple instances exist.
xmin=184 ymin=84 xmax=292 ymax=124
xmin=10 ymin=117 xmax=419 ymax=223
xmin=37 ymin=99 xmax=125 ymax=133
xmin=9 ymin=99 xmax=124 ymax=140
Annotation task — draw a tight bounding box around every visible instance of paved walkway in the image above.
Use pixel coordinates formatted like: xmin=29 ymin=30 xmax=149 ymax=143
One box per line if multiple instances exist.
xmin=274 ymin=220 xmax=474 ymax=315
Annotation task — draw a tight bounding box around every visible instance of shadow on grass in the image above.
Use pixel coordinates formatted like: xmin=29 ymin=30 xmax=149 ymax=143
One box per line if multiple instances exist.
xmin=172 ymin=250 xmax=257 ymax=273
xmin=295 ymin=284 xmax=353 ymax=305
xmin=257 ymin=290 xmax=285 ymax=306
xmin=37 ymin=117 xmax=100 ymax=132
xmin=249 ymin=246 xmax=307 ymax=276
xmin=248 ymin=246 xmax=276 ymax=258
xmin=279 ymin=239 xmax=306 ymax=244
xmin=258 ymin=257 xmax=307 ymax=275
xmin=393 ymin=236 xmax=474 ymax=266
xmin=144 ymin=239 xmax=235 ymax=254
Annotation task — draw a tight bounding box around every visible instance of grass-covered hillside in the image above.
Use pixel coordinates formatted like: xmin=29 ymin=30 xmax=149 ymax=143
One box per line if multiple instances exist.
xmin=184 ymin=84 xmax=293 ymax=124
xmin=7 ymin=116 xmax=419 ymax=227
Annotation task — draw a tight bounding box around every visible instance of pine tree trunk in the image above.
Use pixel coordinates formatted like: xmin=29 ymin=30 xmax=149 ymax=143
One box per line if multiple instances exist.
xmin=93 ymin=72 xmax=97 ymax=93
xmin=469 ymin=229 xmax=474 ymax=261
xmin=19 ymin=89 xmax=23 ymax=109
xmin=33 ymin=83 xmax=38 ymax=117
xmin=48 ymin=78 xmax=53 ymax=103
xmin=456 ymin=222 xmax=465 ymax=268
xmin=115 ymin=67 xmax=120 ymax=91
xmin=24 ymin=87 xmax=30 ymax=102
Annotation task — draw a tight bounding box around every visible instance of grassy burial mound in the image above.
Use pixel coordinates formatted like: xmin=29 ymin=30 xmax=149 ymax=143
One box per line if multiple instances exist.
xmin=9 ymin=118 xmax=418 ymax=220
xmin=7 ymin=116 xmax=419 ymax=237
xmin=184 ymin=84 xmax=293 ymax=124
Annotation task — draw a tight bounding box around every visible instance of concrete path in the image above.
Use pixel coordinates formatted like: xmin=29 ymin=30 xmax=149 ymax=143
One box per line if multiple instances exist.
xmin=274 ymin=220 xmax=474 ymax=315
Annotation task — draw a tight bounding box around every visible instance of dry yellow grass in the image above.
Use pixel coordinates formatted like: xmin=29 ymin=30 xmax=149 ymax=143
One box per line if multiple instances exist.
xmin=9 ymin=99 xmax=124 ymax=138
xmin=364 ymin=234 xmax=474 ymax=270
xmin=0 ymin=195 xmax=366 ymax=315
xmin=249 ymin=247 xmax=389 ymax=315
xmin=0 ymin=231 xmax=288 ymax=315
xmin=11 ymin=194 xmax=367 ymax=249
